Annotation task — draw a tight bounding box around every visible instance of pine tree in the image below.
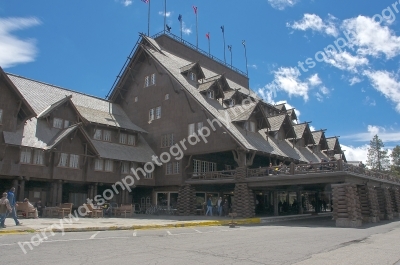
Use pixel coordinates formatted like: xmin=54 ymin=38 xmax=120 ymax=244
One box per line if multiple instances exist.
xmin=391 ymin=145 xmax=400 ymax=176
xmin=366 ymin=134 xmax=390 ymax=171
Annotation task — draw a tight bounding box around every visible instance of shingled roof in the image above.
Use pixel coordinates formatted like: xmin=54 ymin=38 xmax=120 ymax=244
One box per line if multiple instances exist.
xmin=7 ymin=74 xmax=147 ymax=133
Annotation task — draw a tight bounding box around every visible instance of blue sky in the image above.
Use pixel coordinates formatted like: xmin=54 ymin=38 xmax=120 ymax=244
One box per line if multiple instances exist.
xmin=1 ymin=0 xmax=400 ymax=162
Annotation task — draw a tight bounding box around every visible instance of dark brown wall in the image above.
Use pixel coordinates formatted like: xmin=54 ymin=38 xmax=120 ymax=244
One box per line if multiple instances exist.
xmin=0 ymin=78 xmax=20 ymax=132
xmin=120 ymin=57 xmax=239 ymax=186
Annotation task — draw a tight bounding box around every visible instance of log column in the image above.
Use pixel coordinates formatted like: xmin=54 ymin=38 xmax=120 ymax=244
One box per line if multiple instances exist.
xmin=176 ymin=184 xmax=196 ymax=216
xmin=232 ymin=182 xmax=255 ymax=218
xmin=331 ymin=183 xmax=362 ymax=227
xmin=18 ymin=179 xmax=25 ymax=202
xmin=273 ymin=191 xmax=279 ymax=216
xmin=366 ymin=185 xmax=380 ymax=223
xmin=390 ymin=188 xmax=400 ymax=218
xmin=376 ymin=187 xmax=393 ymax=220
xmin=297 ymin=190 xmax=303 ymax=214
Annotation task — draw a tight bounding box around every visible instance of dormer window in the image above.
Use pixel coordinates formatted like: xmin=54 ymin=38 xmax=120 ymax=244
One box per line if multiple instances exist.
xmin=207 ymin=90 xmax=215 ymax=99
xmin=245 ymin=121 xmax=256 ymax=132
xmin=189 ymin=72 xmax=196 ymax=81
xmin=144 ymin=73 xmax=156 ymax=88
xmin=53 ymin=118 xmax=63 ymax=129
xmin=229 ymin=99 xmax=235 ymax=107
xmin=94 ymin=129 xmax=102 ymax=140
xmin=0 ymin=109 xmax=3 ymax=124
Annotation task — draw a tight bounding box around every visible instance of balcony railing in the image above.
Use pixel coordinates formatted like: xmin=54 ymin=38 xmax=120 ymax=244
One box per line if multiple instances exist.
xmin=189 ymin=170 xmax=236 ymax=180
xmin=188 ymin=161 xmax=400 ymax=184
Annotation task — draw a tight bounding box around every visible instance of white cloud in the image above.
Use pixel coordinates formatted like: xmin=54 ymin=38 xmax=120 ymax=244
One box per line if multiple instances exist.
xmin=342 ymin=124 xmax=400 ymax=142
xmin=341 ymin=144 xmax=369 ymax=163
xmin=349 ymin=76 xmax=362 ymax=85
xmin=342 ymin=15 xmax=400 ymax=59
xmin=121 ymin=0 xmax=132 ymax=6
xmin=364 ymin=70 xmax=400 ymax=112
xmin=182 ymin=22 xmax=192 ymax=35
xmin=326 ymin=51 xmax=368 ymax=73
xmin=0 ymin=17 xmax=41 ymax=68
xmin=308 ymin=73 xmax=322 ymax=86
xmin=309 ymin=125 xmax=316 ymax=131
xmin=288 ymin=14 xmax=339 ymax=37
xmin=250 ymin=64 xmax=257 ymax=70
xmin=319 ymin=86 xmax=329 ymax=95
xmin=268 ymin=0 xmax=299 ymax=10
xmin=263 ymin=67 xmax=311 ymax=101
xmin=158 ymin=11 xmax=171 ymax=17
xmin=364 ymin=96 xmax=376 ymax=106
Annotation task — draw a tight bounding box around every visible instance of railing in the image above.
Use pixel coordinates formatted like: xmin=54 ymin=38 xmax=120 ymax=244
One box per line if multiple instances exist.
xmin=247 ymin=166 xmax=291 ymax=177
xmin=294 ymin=161 xmax=339 ymax=174
xmin=344 ymin=163 xmax=400 ymax=183
xmin=190 ymin=170 xmax=236 ymax=180
xmin=151 ymin=31 xmax=248 ymax=77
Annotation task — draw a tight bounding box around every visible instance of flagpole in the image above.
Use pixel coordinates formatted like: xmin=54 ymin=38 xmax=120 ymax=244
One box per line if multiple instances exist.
xmin=242 ymin=40 xmax=248 ymax=76
xmin=178 ymin=14 xmax=182 ymax=41
xmin=147 ymin=0 xmax=151 ymax=36
xmin=196 ymin=8 xmax=198 ymax=48
xmin=208 ymin=32 xmax=210 ymax=56
xmin=164 ymin=0 xmax=166 ymax=33
xmin=228 ymin=45 xmax=232 ymax=67
xmin=221 ymin=26 xmax=226 ymax=63
xmin=180 ymin=20 xmax=182 ymax=40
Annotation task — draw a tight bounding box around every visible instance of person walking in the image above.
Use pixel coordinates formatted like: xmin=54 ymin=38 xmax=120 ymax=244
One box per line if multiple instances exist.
xmin=217 ymin=197 xmax=223 ymax=216
xmin=205 ymin=197 xmax=213 ymax=216
xmin=7 ymin=187 xmax=22 ymax=226
xmin=0 ymin=192 xmax=12 ymax=228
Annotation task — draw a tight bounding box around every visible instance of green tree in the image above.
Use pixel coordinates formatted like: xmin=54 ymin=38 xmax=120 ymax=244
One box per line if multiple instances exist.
xmin=391 ymin=145 xmax=400 ymax=176
xmin=366 ymin=134 xmax=390 ymax=171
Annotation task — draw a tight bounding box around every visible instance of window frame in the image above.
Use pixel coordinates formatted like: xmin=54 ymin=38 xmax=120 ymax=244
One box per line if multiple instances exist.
xmin=33 ymin=149 xmax=44 ymax=165
xmin=94 ymin=129 xmax=102 ymax=140
xmin=119 ymin=133 xmax=127 ymax=144
xmin=94 ymin=159 xmax=104 ymax=171
xmin=161 ymin=133 xmax=174 ymax=148
xmin=144 ymin=76 xmax=150 ymax=87
xmin=53 ymin=118 xmax=63 ymax=129
xmin=103 ymin=130 xmax=112 ymax=142
xmin=151 ymin=73 xmax=156 ymax=85
xmin=20 ymin=148 xmax=31 ymax=164
xmin=127 ymin=134 xmax=136 ymax=146
xmin=0 ymin=109 xmax=3 ymax=124
xmin=104 ymin=159 xmax=113 ymax=172
xmin=207 ymin=90 xmax=215 ymax=99
xmin=155 ymin=106 xmax=161 ymax=119
xmin=58 ymin=153 xmax=69 ymax=167
xmin=149 ymin=108 xmax=155 ymax=121
xmin=166 ymin=162 xmax=180 ymax=175
xmin=121 ymin=161 xmax=130 ymax=174
xmin=69 ymin=154 xmax=79 ymax=169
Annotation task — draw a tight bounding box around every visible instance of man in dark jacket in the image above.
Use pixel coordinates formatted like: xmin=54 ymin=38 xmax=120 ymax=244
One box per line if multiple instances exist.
xmin=7 ymin=187 xmax=22 ymax=226
xmin=0 ymin=192 xmax=12 ymax=228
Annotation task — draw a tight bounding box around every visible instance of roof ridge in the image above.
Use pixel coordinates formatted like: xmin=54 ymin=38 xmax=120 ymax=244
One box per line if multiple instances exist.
xmin=6 ymin=73 xmax=111 ymax=103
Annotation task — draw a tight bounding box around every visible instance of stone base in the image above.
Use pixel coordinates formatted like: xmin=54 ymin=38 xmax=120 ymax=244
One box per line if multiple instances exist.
xmin=371 ymin=216 xmax=379 ymax=223
xmin=362 ymin=217 xmax=370 ymax=223
xmin=386 ymin=214 xmax=394 ymax=220
xmin=393 ymin=212 xmax=399 ymax=218
xmin=336 ymin=218 xmax=362 ymax=228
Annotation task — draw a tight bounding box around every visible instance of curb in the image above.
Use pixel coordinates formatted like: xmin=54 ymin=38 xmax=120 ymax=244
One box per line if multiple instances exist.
xmin=0 ymin=218 xmax=261 ymax=235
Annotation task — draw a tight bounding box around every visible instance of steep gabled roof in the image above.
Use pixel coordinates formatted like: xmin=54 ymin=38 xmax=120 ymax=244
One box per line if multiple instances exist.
xmin=37 ymin=95 xmax=73 ymax=119
xmin=1 ymin=67 xmax=36 ymax=120
xmin=226 ymin=102 xmax=257 ymax=121
xmin=326 ymin=137 xmax=342 ymax=154
xmin=180 ymin=62 xmax=205 ymax=80
xmin=292 ymin=123 xmax=315 ymax=145
xmin=7 ymin=74 xmax=147 ymax=133
xmin=274 ymin=103 xmax=286 ymax=111
xmin=286 ymin=108 xmax=298 ymax=120
xmin=267 ymin=114 xmax=286 ymax=132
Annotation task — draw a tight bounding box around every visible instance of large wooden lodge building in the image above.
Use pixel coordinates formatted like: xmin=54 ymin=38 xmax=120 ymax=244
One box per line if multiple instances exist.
xmin=1 ymin=32 xmax=400 ymax=226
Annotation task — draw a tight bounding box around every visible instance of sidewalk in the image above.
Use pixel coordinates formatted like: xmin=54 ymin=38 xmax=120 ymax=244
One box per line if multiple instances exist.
xmin=0 ymin=212 xmax=332 ymax=235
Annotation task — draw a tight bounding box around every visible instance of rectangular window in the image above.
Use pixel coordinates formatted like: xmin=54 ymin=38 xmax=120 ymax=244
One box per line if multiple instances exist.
xmin=207 ymin=90 xmax=214 ymax=99
xmin=151 ymin=73 xmax=156 ymax=85
xmin=144 ymin=76 xmax=150 ymax=87
xmin=197 ymin=122 xmax=203 ymax=132
xmin=104 ymin=159 xmax=113 ymax=172
xmin=145 ymin=171 xmax=153 ymax=179
xmin=0 ymin=109 xmax=3 ymax=124
xmin=149 ymin=108 xmax=154 ymax=121
xmin=165 ymin=94 xmax=169 ymax=100
xmin=94 ymin=129 xmax=102 ymax=140
xmin=59 ymin=153 xmax=68 ymax=167
xmin=121 ymin=162 xmax=130 ymax=174
xmin=190 ymin=72 xmax=196 ymax=81
xmin=95 ymin=159 xmax=104 ymax=171
xmin=69 ymin=154 xmax=79 ymax=168
xmin=155 ymin=106 xmax=161 ymax=119
xmin=64 ymin=120 xmax=70 ymax=128
xmin=20 ymin=148 xmax=31 ymax=164
xmin=119 ymin=133 xmax=127 ymax=144
xmin=173 ymin=161 xmax=180 ymax=174
xmin=103 ymin=130 xmax=111 ymax=142
xmin=166 ymin=163 xmax=173 ymax=175
xmin=127 ymin=135 xmax=136 ymax=146
xmin=188 ymin=123 xmax=195 ymax=136
xmin=249 ymin=121 xmax=256 ymax=132
xmin=33 ymin=149 xmax=44 ymax=165
xmin=229 ymin=99 xmax=235 ymax=107
xmin=53 ymin=118 xmax=63 ymax=129
xmin=193 ymin=159 xmax=217 ymax=173
xmin=161 ymin=134 xmax=174 ymax=148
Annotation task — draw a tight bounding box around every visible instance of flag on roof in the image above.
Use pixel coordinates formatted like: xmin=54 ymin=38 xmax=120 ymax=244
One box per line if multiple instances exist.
xmin=221 ymin=25 xmax=224 ymax=33
xmin=178 ymin=14 xmax=182 ymax=22
xmin=206 ymin=32 xmax=210 ymax=39
xmin=141 ymin=0 xmax=149 ymax=3
xmin=242 ymin=40 xmax=246 ymax=46
xmin=193 ymin=6 xmax=197 ymax=14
